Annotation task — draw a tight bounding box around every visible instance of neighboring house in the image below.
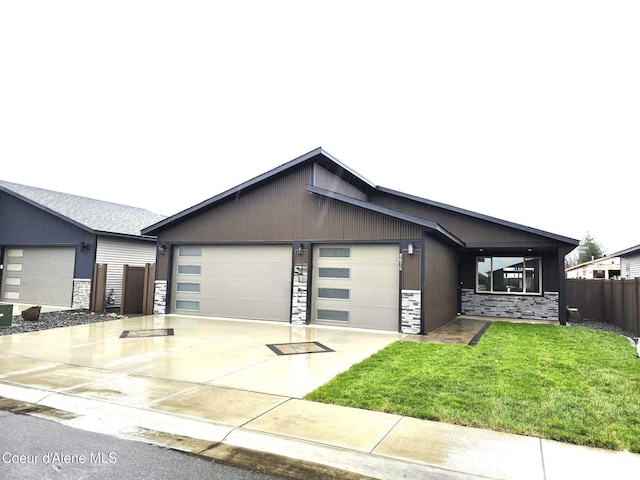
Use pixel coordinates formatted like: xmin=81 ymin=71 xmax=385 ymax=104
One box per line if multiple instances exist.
xmin=0 ymin=180 xmax=165 ymax=309
xmin=610 ymin=244 xmax=640 ymax=279
xmin=142 ymin=148 xmax=579 ymax=334
xmin=565 ymin=256 xmax=621 ymax=279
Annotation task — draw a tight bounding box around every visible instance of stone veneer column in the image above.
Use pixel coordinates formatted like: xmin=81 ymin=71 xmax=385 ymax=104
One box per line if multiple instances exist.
xmin=401 ymin=289 xmax=422 ymax=334
xmin=153 ymin=280 xmax=167 ymax=314
xmin=72 ymin=278 xmax=92 ymax=309
xmin=291 ymin=263 xmax=308 ymax=325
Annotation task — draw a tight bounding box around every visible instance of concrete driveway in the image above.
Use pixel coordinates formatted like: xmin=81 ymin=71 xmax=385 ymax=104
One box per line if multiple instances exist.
xmin=2 ymin=314 xmax=640 ymax=479
xmin=0 ymin=314 xmax=406 ymax=399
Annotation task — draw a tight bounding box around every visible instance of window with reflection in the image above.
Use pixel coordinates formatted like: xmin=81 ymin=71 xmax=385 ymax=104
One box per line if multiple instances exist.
xmin=476 ymin=257 xmax=541 ymax=294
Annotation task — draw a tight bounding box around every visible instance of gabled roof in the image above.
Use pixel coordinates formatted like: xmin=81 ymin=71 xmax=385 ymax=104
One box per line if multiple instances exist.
xmin=144 ymin=147 xmax=372 ymax=233
xmin=0 ymin=180 xmax=165 ymax=238
xmin=142 ymin=148 xmax=579 ymax=248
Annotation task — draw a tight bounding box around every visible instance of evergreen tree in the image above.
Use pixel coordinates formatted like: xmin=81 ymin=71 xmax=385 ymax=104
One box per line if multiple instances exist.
xmin=576 ymin=232 xmax=606 ymax=264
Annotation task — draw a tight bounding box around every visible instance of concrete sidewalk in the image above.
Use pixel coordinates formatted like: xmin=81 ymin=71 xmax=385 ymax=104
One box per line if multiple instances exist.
xmin=1 ymin=315 xmax=639 ymax=479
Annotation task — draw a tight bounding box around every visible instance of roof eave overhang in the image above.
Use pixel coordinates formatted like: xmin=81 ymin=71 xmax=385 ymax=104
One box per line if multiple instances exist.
xmin=307 ymin=185 xmax=465 ymax=247
xmin=377 ymin=186 xmax=580 ymax=248
xmin=610 ymin=244 xmax=640 ymax=257
xmin=95 ymin=231 xmax=158 ymax=242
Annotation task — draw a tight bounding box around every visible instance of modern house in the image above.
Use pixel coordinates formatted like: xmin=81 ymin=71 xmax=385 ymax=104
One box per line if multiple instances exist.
xmin=610 ymin=244 xmax=640 ymax=279
xmin=0 ymin=180 xmax=165 ymax=310
xmin=143 ymin=148 xmax=579 ymax=334
xmin=565 ymin=256 xmax=621 ymax=279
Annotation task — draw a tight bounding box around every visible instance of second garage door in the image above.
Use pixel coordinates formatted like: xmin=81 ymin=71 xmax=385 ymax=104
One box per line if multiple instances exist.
xmin=311 ymin=244 xmax=400 ymax=331
xmin=172 ymin=245 xmax=292 ymax=322
xmin=1 ymin=246 xmax=75 ymax=307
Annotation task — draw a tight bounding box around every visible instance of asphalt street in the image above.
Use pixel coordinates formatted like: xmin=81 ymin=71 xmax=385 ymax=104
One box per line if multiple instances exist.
xmin=0 ymin=410 xmax=287 ymax=480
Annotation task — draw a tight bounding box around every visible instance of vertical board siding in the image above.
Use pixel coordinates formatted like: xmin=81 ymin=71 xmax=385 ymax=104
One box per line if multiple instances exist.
xmin=402 ymin=249 xmax=421 ymax=290
xmin=96 ymin=237 xmax=157 ymax=306
xmin=371 ymin=191 xmax=547 ymax=244
xmin=424 ymin=236 xmax=460 ymax=331
xmin=158 ymin=164 xmax=424 ymax=244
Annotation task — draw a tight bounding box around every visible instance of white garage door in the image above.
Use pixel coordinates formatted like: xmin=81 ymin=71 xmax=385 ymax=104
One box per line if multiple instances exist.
xmin=172 ymin=245 xmax=293 ymax=322
xmin=1 ymin=247 xmax=75 ymax=307
xmin=311 ymin=244 xmax=400 ymax=331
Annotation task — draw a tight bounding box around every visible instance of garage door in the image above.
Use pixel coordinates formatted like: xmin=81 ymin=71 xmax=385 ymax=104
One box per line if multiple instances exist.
xmin=172 ymin=245 xmax=292 ymax=322
xmin=1 ymin=247 xmax=75 ymax=307
xmin=311 ymin=244 xmax=400 ymax=331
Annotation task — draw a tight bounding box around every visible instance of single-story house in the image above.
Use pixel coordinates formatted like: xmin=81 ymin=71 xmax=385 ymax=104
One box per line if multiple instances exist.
xmin=0 ymin=180 xmax=165 ymax=310
xmin=610 ymin=244 xmax=640 ymax=279
xmin=565 ymin=256 xmax=621 ymax=279
xmin=142 ymin=148 xmax=579 ymax=334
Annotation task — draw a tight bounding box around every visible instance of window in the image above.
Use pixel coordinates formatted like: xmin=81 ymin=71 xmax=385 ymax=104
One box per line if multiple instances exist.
xmin=318 ymin=288 xmax=350 ymax=300
xmin=177 ymin=283 xmax=200 ymax=293
xmin=177 ymin=265 xmax=201 ymax=275
xmin=477 ymin=256 xmax=541 ymax=294
xmin=178 ymin=247 xmax=202 ymax=257
xmin=175 ymin=300 xmax=199 ymax=311
xmin=7 ymin=249 xmax=23 ymax=257
xmin=319 ymin=247 xmax=350 ymax=258
xmin=317 ymin=309 xmax=349 ymax=321
xmin=319 ymin=268 xmax=350 ymax=279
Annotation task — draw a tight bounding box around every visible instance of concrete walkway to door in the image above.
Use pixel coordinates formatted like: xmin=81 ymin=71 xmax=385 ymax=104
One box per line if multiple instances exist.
xmin=1 ymin=315 xmax=639 ymax=479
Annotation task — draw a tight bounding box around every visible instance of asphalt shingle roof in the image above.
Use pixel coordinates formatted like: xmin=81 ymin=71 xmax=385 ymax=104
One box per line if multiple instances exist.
xmin=0 ymin=180 xmax=165 ymax=237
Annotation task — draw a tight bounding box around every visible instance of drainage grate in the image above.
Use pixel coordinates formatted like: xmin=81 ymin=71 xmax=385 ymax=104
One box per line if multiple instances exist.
xmin=120 ymin=328 xmax=175 ymax=338
xmin=266 ymin=341 xmax=334 ymax=356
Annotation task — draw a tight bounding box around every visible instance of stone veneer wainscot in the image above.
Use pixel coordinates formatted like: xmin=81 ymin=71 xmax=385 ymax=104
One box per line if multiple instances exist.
xmin=461 ymin=289 xmax=559 ymax=320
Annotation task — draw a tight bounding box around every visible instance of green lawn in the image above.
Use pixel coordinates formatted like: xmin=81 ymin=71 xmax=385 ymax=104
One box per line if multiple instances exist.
xmin=305 ymin=322 xmax=640 ymax=452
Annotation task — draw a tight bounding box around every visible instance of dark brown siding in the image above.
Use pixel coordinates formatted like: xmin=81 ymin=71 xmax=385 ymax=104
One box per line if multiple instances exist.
xmin=155 ymin=165 xmax=425 ymax=280
xmin=372 ymin=191 xmax=548 ymax=244
xmin=402 ymin=248 xmax=422 ymax=290
xmin=424 ymin=236 xmax=460 ymax=331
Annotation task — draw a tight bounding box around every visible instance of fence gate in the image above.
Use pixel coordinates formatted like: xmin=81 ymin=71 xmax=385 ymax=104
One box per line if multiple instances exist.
xmin=121 ymin=263 xmax=156 ymax=315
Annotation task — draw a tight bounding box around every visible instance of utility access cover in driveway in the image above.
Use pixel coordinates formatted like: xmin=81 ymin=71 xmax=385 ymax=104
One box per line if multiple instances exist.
xmin=267 ymin=342 xmax=334 ymax=356
xmin=120 ymin=328 xmax=175 ymax=338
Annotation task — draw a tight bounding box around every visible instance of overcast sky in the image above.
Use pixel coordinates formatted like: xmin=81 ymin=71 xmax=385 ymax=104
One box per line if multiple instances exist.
xmin=1 ymin=2 xmax=638 ymax=255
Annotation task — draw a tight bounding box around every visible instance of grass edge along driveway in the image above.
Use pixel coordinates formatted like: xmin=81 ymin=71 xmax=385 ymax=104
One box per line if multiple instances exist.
xmin=305 ymin=322 xmax=640 ymax=453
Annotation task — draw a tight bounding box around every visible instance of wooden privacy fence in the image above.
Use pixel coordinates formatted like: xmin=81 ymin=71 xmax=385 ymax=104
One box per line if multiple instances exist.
xmin=92 ymin=263 xmax=155 ymax=315
xmin=566 ymin=278 xmax=640 ymax=336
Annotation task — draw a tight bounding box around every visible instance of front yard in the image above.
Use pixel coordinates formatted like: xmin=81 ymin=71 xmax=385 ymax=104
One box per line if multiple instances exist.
xmin=305 ymin=322 xmax=640 ymax=452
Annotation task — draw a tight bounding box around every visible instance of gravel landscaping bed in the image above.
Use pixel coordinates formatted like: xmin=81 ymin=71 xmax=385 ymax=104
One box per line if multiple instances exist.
xmin=569 ymin=319 xmax=637 ymax=340
xmin=0 ymin=310 xmax=135 ymax=336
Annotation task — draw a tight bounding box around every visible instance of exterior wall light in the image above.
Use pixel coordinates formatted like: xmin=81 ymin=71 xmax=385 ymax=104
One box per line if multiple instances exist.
xmin=407 ymin=243 xmax=414 ymax=255
xmin=158 ymin=244 xmax=167 ymax=255
xmin=296 ymin=244 xmax=304 ymax=255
